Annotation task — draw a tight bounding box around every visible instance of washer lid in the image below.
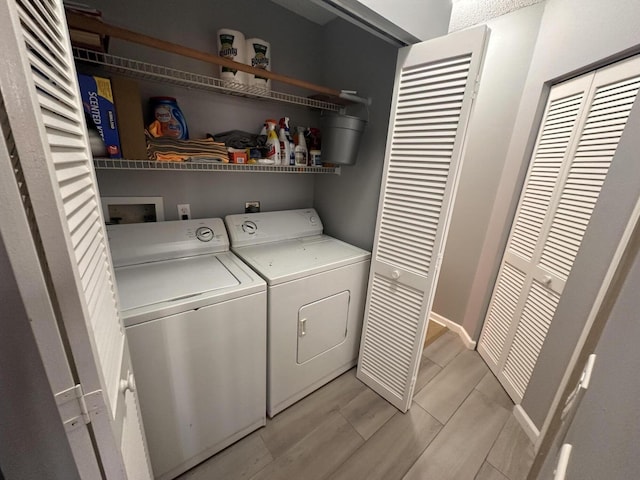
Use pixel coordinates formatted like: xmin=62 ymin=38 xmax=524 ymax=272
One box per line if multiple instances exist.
xmin=233 ymin=235 xmax=371 ymax=285
xmin=114 ymin=254 xmax=239 ymax=311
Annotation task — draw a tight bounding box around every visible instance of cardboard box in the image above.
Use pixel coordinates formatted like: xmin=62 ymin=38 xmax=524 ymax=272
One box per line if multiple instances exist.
xmin=228 ymin=149 xmax=248 ymax=164
xmin=110 ymin=76 xmax=147 ymax=160
xmin=77 ymin=74 xmax=122 ymax=158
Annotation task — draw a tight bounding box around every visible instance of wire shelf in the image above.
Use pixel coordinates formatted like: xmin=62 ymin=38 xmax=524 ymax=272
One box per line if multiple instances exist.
xmin=94 ymin=158 xmax=341 ymax=174
xmin=73 ymin=47 xmax=342 ymax=111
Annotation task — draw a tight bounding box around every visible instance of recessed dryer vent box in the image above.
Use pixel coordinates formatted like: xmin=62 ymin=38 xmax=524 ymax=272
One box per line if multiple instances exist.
xmin=101 ymin=196 xmax=164 ymax=225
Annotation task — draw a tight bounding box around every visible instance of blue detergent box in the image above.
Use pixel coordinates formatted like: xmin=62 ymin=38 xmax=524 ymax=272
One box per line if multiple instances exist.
xmin=77 ymin=74 xmax=122 ymax=158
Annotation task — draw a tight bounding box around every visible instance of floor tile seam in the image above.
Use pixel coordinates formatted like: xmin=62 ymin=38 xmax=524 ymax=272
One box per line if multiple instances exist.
xmin=332 ymin=406 xmax=444 ymax=480
xmin=259 ymin=407 xmax=342 ymax=461
xmin=322 ymin=412 xmax=368 ymax=480
xmin=474 ymin=390 xmax=514 ymax=480
xmin=413 ymin=348 xmax=468 ymax=399
xmin=486 ymin=457 xmax=514 ymax=480
xmin=435 ymin=368 xmax=495 ymax=426
xmin=246 ymin=445 xmax=274 ymax=480
xmin=428 ymin=341 xmax=467 ymax=369
xmin=473 ymin=376 xmax=516 ymax=411
xmin=435 ymin=387 xmax=511 ymax=480
xmin=254 ymin=430 xmax=276 ymax=464
xmin=398 ymin=423 xmax=447 ymax=480
xmin=257 ymin=427 xmax=281 ymax=460
xmin=253 ymin=412 xmax=365 ymax=480
xmin=335 ymin=408 xmax=369 ymax=443
xmin=414 ymin=359 xmax=490 ymax=424
xmin=315 ymin=409 xmax=369 ymax=480
xmin=424 ymin=347 xmax=461 ymax=369
xmin=410 ymin=400 xmax=444 ymax=429
xmin=402 ymin=402 xmax=446 ymax=479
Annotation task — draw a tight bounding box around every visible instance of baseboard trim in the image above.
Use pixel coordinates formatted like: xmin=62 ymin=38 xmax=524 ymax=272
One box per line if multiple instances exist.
xmin=429 ymin=312 xmax=476 ymax=350
xmin=513 ymin=404 xmax=540 ymax=445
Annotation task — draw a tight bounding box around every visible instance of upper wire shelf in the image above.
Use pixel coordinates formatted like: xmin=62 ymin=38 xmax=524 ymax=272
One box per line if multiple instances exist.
xmin=93 ymin=158 xmax=341 ymax=174
xmin=73 ymin=47 xmax=343 ymax=112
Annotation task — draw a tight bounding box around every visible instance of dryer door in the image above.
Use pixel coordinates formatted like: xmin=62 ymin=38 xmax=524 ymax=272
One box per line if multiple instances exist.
xmin=298 ymin=291 xmax=350 ymax=364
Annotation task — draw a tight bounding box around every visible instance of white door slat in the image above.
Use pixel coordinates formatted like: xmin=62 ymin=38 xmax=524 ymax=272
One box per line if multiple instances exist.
xmin=5 ymin=0 xmax=151 ymax=476
xmin=358 ymin=26 xmax=488 ymax=412
xmin=480 ymin=55 xmax=640 ymax=404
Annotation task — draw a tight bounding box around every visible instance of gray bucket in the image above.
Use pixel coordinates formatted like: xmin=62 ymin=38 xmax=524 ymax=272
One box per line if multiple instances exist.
xmin=321 ymin=113 xmax=367 ymax=165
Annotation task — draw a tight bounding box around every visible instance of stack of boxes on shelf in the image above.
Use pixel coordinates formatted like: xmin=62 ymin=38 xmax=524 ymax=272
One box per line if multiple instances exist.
xmin=67 ymin=3 xmax=147 ymax=160
xmin=77 ymin=73 xmax=148 ymax=160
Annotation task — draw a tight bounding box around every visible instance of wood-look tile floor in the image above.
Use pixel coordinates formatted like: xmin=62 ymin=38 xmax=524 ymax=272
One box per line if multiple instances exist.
xmin=178 ymin=331 xmax=534 ymax=480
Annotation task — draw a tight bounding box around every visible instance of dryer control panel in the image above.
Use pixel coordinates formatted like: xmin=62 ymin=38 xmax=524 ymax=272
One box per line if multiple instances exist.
xmin=107 ymin=218 xmax=229 ymax=267
xmin=225 ymin=209 xmax=323 ymax=247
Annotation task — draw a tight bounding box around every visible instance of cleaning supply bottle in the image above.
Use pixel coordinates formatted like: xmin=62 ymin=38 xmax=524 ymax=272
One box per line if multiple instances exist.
xmin=294 ymin=126 xmax=308 ymax=166
xmin=278 ymin=117 xmax=292 ymax=166
xmin=265 ymin=120 xmax=281 ymax=163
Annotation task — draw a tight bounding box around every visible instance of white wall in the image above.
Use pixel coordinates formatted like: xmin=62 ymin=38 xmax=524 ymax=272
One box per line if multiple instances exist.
xmin=449 ymin=0 xmax=545 ymax=32
xmin=0 ymin=236 xmax=80 ymax=480
xmin=358 ymin=0 xmax=451 ymax=41
xmin=468 ymin=0 xmax=640 ymax=428
xmin=431 ymin=3 xmax=544 ymax=331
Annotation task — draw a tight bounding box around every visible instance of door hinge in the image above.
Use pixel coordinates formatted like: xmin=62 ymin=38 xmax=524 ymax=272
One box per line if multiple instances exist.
xmin=55 ymin=384 xmax=104 ymax=432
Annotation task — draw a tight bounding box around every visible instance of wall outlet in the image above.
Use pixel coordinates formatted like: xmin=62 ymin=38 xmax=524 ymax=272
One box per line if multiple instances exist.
xmin=177 ymin=204 xmax=191 ymax=220
xmin=245 ymin=201 xmax=260 ymax=213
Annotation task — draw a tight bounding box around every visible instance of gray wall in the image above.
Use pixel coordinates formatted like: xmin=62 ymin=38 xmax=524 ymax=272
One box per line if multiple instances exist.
xmin=312 ymin=18 xmax=398 ymax=250
xmin=89 ymin=0 xmax=326 ymax=220
xmin=431 ymin=3 xmax=544 ymax=332
xmin=467 ymin=0 xmax=640 ymax=429
xmin=535 ymin=208 xmax=640 ymax=480
xmin=0 ymin=236 xmax=80 ymax=480
xmin=97 ymin=169 xmax=315 ymax=219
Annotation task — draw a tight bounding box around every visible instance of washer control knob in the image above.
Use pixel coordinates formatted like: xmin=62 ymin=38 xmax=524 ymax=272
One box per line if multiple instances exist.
xmin=195 ymin=226 xmax=214 ymax=242
xmin=391 ymin=270 xmax=401 ymax=280
xmin=242 ymin=220 xmax=257 ymax=234
xmin=310 ymin=216 xmax=318 ymax=224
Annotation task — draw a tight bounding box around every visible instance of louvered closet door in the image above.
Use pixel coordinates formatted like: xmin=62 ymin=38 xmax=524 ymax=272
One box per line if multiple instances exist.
xmin=478 ymin=55 xmax=640 ymax=403
xmin=357 ymin=26 xmax=489 ymax=412
xmin=0 ymin=0 xmax=151 ymax=478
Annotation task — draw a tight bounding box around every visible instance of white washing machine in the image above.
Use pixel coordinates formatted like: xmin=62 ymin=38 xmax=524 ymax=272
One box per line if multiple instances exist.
xmin=107 ymin=218 xmax=266 ymax=480
xmin=225 ymin=209 xmax=371 ymax=417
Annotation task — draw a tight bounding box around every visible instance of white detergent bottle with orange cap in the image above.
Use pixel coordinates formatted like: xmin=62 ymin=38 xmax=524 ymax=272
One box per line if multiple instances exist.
xmin=266 ymin=120 xmax=281 ymax=164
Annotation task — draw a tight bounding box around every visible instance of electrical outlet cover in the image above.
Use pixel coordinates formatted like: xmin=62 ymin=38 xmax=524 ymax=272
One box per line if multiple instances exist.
xmin=177 ymin=204 xmax=191 ymax=220
xmin=245 ymin=201 xmax=260 ymax=213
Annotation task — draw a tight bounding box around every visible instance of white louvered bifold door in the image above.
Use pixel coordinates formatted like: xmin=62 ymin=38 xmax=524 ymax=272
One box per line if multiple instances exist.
xmin=0 ymin=0 xmax=151 ymax=478
xmin=478 ymin=55 xmax=640 ymax=403
xmin=357 ymin=26 xmax=489 ymax=412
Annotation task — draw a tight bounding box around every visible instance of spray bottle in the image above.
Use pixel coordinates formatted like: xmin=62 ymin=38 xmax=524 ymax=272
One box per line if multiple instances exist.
xmin=265 ymin=120 xmax=281 ymax=163
xmin=278 ymin=117 xmax=293 ymax=166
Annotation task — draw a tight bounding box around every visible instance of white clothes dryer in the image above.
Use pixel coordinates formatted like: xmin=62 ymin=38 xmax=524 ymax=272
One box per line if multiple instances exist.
xmin=225 ymin=209 xmax=371 ymax=417
xmin=107 ymin=218 xmax=266 ymax=480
